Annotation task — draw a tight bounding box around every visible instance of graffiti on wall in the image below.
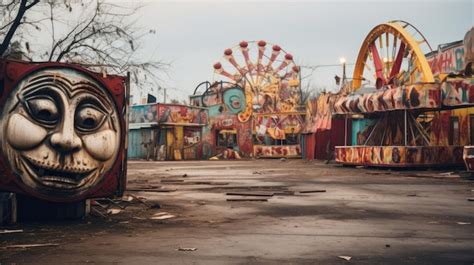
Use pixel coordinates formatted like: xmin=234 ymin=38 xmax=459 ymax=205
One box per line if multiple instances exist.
xmin=254 ymin=145 xmax=301 ymax=158
xmin=335 ymin=146 xmax=463 ymax=166
xmin=130 ymin=104 xmax=158 ymax=123
xmin=427 ymin=42 xmax=465 ymax=75
xmin=334 ymin=84 xmax=440 ymax=114
xmin=130 ymin=104 xmax=208 ymax=125
xmin=441 ymin=77 xmax=474 ymax=107
xmin=208 ymin=114 xmax=253 ymax=155
xmin=157 ymin=104 xmax=208 ymax=125
xmin=253 ymin=114 xmax=304 ymax=141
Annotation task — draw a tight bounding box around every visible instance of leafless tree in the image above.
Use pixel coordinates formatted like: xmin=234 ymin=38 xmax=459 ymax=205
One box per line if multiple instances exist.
xmin=300 ymin=80 xmax=324 ymax=104
xmin=0 ymin=0 xmax=40 ymax=57
xmin=1 ymin=0 xmax=169 ymax=89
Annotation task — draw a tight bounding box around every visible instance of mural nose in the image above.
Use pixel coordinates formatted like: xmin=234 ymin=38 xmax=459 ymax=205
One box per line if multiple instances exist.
xmin=50 ymin=130 xmax=82 ymax=153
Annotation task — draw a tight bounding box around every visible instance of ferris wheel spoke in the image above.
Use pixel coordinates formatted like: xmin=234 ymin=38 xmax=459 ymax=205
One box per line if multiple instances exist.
xmin=239 ymin=41 xmax=254 ymax=75
xmin=256 ymin=40 xmax=267 ymax=86
xmin=281 ymin=65 xmax=300 ymax=80
xmin=369 ymin=42 xmax=386 ymax=86
xmin=391 ymin=34 xmax=398 ymax=62
xmin=213 ymin=62 xmax=238 ymax=81
xmin=265 ymin=45 xmax=281 ymax=73
xmin=275 ymin=53 xmax=293 ymax=73
xmin=388 ymin=41 xmax=406 ymax=82
xmin=224 ymin=48 xmax=245 ymax=75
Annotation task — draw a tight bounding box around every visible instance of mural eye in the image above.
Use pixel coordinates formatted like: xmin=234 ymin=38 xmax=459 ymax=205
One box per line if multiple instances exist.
xmin=75 ymin=105 xmax=106 ymax=132
xmin=26 ymin=97 xmax=59 ymax=125
xmin=230 ymin=96 xmax=241 ymax=109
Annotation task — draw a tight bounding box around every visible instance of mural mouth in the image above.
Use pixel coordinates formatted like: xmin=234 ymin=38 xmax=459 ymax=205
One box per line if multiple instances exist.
xmin=22 ymin=156 xmax=96 ymax=190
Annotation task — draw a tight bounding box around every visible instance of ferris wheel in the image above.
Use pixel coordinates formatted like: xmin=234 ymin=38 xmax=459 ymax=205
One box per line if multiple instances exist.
xmin=352 ymin=20 xmax=435 ymax=90
xmin=213 ymin=40 xmax=301 ymax=122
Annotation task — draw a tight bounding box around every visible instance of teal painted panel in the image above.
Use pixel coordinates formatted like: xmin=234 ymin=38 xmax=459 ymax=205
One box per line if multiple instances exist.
xmin=351 ymin=119 xmax=374 ymax=146
xmin=128 ymin=128 xmax=155 ymax=159
xmin=223 ymin=87 xmax=246 ymax=114
xmin=208 ymin=105 xmax=222 ymax=116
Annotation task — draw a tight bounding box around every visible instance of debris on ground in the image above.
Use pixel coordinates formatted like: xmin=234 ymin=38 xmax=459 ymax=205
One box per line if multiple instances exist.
xmin=126 ymin=184 xmax=161 ymax=190
xmin=366 ymin=172 xmax=391 ymax=175
xmin=467 ymin=198 xmax=474 ymax=201
xmin=182 ymin=174 xmax=188 ymax=177
xmin=280 ymin=158 xmax=286 ymax=162
xmin=338 ymin=255 xmax=352 ymax=261
xmin=407 ymin=193 xmax=418 ymax=197
xmin=127 ymin=188 xmax=177 ymax=192
xmin=298 ymin=190 xmax=326 ymax=193
xmin=3 ymin=243 xmax=59 ymax=249
xmin=90 ymin=207 xmax=107 ymax=218
xmin=226 ymin=191 xmax=274 ymax=197
xmin=253 ymin=171 xmax=262 ymax=174
xmin=150 ymin=212 xmax=176 ymax=220
xmin=209 ymin=149 xmax=242 ymax=160
xmin=0 ymin=229 xmax=23 ymax=234
xmin=121 ymin=195 xmax=134 ymax=202
xmin=385 ymin=244 xmax=391 ymax=248
xmin=273 ymin=191 xmax=295 ymax=196
xmin=177 ymin=247 xmax=197 ymax=251
xmin=94 ymin=198 xmax=127 ymax=209
xmin=127 ymin=194 xmax=152 ymax=208
xmin=90 ymin=194 xmax=161 ymax=218
xmin=190 ymin=181 xmax=228 ymax=185
xmin=150 ymin=203 xmax=161 ymax=209
xmin=226 ymin=198 xmax=268 ymax=202
xmin=161 ymin=179 xmax=185 ymax=183
xmin=439 ymin=172 xmax=455 ymax=176
xmin=106 ymin=209 xmax=122 ymax=215
xmin=456 ymin=222 xmax=471 ymax=225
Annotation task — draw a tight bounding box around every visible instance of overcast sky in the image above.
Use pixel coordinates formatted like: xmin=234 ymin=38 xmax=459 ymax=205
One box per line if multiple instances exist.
xmin=126 ymin=0 xmax=473 ymax=103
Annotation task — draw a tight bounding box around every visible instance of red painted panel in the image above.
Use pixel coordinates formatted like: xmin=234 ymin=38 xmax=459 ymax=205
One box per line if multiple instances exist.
xmin=304 ymin=134 xmax=315 ymax=160
xmin=314 ymin=118 xmax=351 ymax=160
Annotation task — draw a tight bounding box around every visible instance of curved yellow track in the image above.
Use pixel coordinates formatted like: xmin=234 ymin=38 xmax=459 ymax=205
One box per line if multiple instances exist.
xmin=352 ymin=21 xmax=434 ymax=90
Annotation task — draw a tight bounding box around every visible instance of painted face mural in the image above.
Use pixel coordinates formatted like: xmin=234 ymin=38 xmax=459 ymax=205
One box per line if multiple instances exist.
xmin=223 ymin=87 xmax=246 ymax=114
xmin=0 ymin=68 xmax=120 ymax=197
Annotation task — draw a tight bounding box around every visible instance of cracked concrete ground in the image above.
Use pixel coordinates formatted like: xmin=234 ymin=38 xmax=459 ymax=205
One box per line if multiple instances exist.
xmin=1 ymin=159 xmax=473 ymax=264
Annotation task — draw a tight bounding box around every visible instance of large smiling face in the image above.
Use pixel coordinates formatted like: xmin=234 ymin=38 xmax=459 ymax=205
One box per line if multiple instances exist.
xmin=0 ymin=68 xmax=120 ymax=197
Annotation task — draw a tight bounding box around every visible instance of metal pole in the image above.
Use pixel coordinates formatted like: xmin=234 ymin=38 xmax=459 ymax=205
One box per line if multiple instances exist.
xmin=342 ymin=62 xmax=346 ymax=85
xmin=164 ymin=88 xmax=167 ymax=104
xmin=404 ymin=110 xmax=407 ymax=146
xmin=344 ymin=115 xmax=348 ymax=146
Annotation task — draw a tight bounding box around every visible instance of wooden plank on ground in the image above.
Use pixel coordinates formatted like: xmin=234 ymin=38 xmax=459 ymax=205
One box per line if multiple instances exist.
xmin=127 ymin=188 xmax=177 ymax=192
xmin=298 ymin=190 xmax=326 ymax=193
xmin=226 ymin=198 xmax=268 ymax=202
xmin=226 ymin=191 xmax=274 ymax=197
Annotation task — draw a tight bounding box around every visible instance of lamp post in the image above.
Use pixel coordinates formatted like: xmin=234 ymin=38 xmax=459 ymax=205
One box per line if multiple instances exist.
xmin=339 ymin=57 xmax=348 ymax=146
xmin=339 ymin=57 xmax=347 ymax=85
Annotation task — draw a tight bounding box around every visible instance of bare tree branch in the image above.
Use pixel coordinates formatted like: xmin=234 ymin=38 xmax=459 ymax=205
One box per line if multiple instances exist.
xmin=0 ymin=0 xmax=39 ymax=57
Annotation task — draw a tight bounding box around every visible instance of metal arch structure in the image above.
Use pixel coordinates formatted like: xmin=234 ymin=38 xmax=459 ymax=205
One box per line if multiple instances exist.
xmin=352 ymin=20 xmax=435 ymax=90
